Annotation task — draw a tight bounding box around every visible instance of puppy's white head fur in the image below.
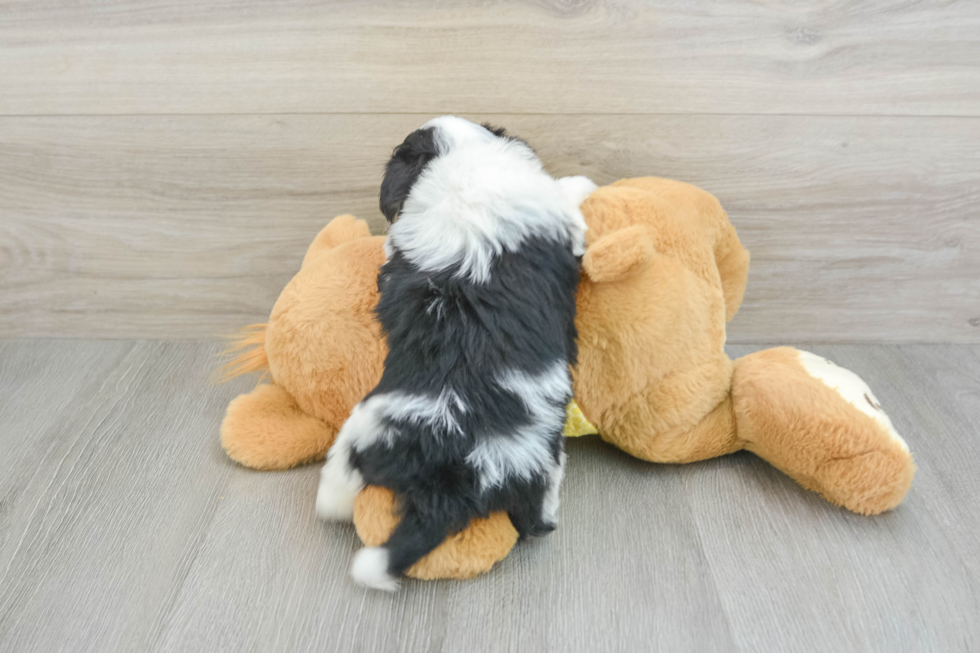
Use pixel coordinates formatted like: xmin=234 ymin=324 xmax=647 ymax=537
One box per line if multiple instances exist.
xmin=382 ymin=116 xmax=590 ymax=283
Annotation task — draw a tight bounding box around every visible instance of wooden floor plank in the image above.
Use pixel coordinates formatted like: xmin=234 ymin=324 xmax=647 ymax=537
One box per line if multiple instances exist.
xmin=3 ymin=114 xmax=977 ymax=341
xmin=0 ymin=341 xmax=256 ymax=653
xmin=0 ymin=340 xmax=132 ymax=481
xmin=1 ymin=0 xmax=978 ymax=116
xmin=880 ymin=344 xmax=980 ymax=583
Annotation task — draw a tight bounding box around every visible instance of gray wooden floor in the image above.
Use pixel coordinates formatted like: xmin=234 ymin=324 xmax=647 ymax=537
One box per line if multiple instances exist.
xmin=1 ymin=341 xmax=978 ymax=652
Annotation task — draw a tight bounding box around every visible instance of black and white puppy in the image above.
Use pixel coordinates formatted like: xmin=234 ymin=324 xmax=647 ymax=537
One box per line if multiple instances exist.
xmin=316 ymin=116 xmax=596 ymax=591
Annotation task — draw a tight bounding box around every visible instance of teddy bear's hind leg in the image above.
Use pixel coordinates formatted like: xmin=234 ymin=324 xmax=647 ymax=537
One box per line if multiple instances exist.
xmin=732 ymin=347 xmax=915 ymax=515
xmin=220 ymin=383 xmax=338 ymax=470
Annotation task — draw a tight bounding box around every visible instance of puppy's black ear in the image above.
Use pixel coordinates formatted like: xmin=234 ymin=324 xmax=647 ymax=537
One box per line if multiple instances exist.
xmin=481 ymin=123 xmax=508 ymax=137
xmin=380 ymin=127 xmax=440 ymax=223
xmin=482 ymin=122 xmax=535 ymax=154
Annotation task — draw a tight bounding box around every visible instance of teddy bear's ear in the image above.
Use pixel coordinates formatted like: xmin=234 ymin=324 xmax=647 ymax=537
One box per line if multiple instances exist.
xmin=582 ymin=226 xmax=655 ymax=283
xmin=301 ymin=215 xmax=372 ymax=269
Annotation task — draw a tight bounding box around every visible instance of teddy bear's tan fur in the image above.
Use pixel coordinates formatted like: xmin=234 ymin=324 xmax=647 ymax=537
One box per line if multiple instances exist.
xmin=220 ymin=178 xmax=915 ymax=579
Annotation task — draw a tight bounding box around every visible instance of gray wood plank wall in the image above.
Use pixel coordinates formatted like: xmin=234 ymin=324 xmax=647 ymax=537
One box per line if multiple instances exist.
xmin=1 ymin=1 xmax=978 ymax=341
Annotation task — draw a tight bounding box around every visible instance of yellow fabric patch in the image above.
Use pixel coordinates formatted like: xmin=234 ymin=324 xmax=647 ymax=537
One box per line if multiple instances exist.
xmin=564 ymin=400 xmax=598 ymax=437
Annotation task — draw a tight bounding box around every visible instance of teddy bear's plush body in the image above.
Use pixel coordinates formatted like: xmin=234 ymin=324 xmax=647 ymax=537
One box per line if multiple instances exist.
xmin=220 ymin=178 xmax=915 ymax=580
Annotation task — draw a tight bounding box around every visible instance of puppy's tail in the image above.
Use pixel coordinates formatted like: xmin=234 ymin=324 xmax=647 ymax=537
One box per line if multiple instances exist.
xmin=350 ymin=496 xmax=468 ymax=591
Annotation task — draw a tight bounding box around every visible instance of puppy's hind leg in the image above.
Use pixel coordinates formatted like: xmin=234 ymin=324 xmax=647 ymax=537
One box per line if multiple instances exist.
xmin=509 ymin=450 xmax=566 ymax=539
xmin=315 ymin=443 xmax=363 ymax=522
xmin=316 ymin=402 xmax=377 ymax=521
xmin=541 ymin=449 xmax=566 ymax=529
xmin=508 ymin=498 xmax=555 ymax=540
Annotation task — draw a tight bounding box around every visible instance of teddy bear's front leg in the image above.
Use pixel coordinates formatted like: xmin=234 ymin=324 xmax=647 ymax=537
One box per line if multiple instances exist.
xmin=220 ymin=383 xmax=338 ymax=470
xmin=731 ymin=347 xmax=915 ymax=515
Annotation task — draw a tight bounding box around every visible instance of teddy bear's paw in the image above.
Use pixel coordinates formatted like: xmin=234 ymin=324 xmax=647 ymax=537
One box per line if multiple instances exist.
xmin=220 ymin=383 xmax=338 ymax=470
xmin=813 ymin=449 xmax=916 ymax=515
xmin=796 ymin=350 xmax=909 ymax=453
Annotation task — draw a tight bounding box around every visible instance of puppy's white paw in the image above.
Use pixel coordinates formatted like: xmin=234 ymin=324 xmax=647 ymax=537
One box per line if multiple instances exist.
xmin=315 ymin=473 xmax=358 ymax=522
xmin=558 ymin=175 xmax=598 ymax=207
xmin=351 ymin=547 xmax=400 ymax=592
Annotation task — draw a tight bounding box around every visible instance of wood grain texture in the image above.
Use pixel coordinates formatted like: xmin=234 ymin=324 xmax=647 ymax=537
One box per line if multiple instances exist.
xmin=0 ymin=341 xmax=256 ymax=652
xmin=1 ymin=0 xmax=979 ymax=116
xmin=1 ymin=341 xmax=979 ymax=652
xmin=2 ymin=114 xmax=978 ymax=341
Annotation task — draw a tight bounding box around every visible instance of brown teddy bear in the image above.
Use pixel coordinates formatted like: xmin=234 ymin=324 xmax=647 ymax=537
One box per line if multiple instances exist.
xmin=219 ymin=177 xmax=915 ymax=580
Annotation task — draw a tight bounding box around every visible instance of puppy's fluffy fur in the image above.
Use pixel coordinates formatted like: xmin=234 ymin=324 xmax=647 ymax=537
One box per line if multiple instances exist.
xmin=316 ymin=116 xmax=592 ymax=590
